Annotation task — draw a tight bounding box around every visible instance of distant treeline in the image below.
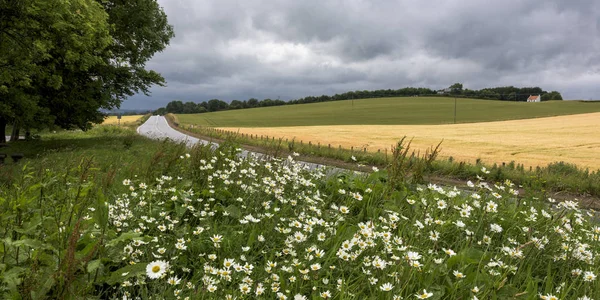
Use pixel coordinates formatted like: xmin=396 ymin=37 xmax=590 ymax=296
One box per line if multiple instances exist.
xmin=154 ymin=84 xmax=563 ymax=115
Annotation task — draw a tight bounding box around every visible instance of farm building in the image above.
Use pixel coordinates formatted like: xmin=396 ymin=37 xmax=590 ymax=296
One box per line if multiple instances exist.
xmin=527 ymin=95 xmax=541 ymax=102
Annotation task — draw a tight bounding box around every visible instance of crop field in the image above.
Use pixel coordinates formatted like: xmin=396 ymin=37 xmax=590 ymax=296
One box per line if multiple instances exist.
xmin=175 ymin=97 xmax=600 ymax=127
xmin=103 ymin=115 xmax=144 ymax=125
xmin=218 ymin=112 xmax=600 ymax=170
xmin=1 ymin=127 xmax=599 ymax=299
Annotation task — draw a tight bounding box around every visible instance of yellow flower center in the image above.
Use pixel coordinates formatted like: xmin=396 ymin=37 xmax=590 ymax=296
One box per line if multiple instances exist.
xmin=152 ymin=266 xmax=161 ymax=273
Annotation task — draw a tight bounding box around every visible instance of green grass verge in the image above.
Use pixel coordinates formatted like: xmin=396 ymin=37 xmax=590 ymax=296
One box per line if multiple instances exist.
xmin=1 ymin=126 xmax=599 ymax=299
xmin=176 ymin=97 xmax=600 ymax=127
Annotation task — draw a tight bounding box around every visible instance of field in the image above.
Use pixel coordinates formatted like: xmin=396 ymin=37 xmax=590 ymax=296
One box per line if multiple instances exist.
xmin=175 ymin=97 xmax=600 ymax=127
xmin=102 ymin=115 xmax=144 ymax=125
xmin=218 ymin=112 xmax=600 ymax=170
xmin=1 ymin=126 xmax=599 ymax=299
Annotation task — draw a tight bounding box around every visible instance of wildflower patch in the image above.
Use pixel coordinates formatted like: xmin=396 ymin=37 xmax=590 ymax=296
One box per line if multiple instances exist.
xmin=101 ymin=147 xmax=599 ymax=299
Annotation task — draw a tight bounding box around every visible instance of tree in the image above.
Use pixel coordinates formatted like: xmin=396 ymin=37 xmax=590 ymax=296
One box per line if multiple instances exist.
xmin=165 ymin=100 xmax=184 ymax=113
xmin=154 ymin=107 xmax=167 ymax=115
xmin=0 ymin=0 xmax=174 ymax=142
xmin=247 ymin=98 xmax=259 ymax=108
xmin=449 ymin=83 xmax=463 ymax=95
xmin=40 ymin=0 xmax=174 ymax=130
xmin=207 ymin=99 xmax=229 ymax=112
xmin=542 ymin=91 xmax=563 ymax=101
xmin=0 ymin=0 xmax=113 ymax=142
xmin=182 ymin=101 xmax=200 ymax=114
xmin=229 ymin=100 xmax=244 ymax=109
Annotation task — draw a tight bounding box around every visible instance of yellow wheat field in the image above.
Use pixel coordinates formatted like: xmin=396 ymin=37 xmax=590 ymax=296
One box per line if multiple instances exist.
xmin=102 ymin=115 xmax=144 ymax=125
xmin=220 ymin=112 xmax=600 ymax=170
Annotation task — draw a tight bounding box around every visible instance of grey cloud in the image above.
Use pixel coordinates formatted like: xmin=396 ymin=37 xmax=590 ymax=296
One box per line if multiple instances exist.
xmin=122 ymin=0 xmax=600 ymax=109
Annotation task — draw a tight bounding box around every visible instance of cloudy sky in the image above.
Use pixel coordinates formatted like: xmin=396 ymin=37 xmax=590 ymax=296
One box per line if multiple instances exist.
xmin=124 ymin=0 xmax=600 ymax=109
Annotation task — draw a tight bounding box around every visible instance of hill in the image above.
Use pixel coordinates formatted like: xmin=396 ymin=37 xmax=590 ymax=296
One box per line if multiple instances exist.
xmin=175 ymin=97 xmax=600 ymax=127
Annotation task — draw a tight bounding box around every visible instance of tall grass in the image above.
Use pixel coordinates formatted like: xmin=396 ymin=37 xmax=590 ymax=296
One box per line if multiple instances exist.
xmin=1 ymin=125 xmax=599 ymax=299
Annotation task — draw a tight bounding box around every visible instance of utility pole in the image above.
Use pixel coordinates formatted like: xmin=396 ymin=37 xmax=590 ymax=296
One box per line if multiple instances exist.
xmin=454 ymin=96 xmax=457 ymax=124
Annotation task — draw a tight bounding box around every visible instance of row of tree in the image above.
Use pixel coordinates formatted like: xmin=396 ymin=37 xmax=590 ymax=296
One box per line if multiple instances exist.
xmin=447 ymin=83 xmax=563 ymax=101
xmin=156 ymin=84 xmax=563 ymax=115
xmin=0 ymin=0 xmax=174 ymax=142
xmin=154 ymin=98 xmax=287 ymax=115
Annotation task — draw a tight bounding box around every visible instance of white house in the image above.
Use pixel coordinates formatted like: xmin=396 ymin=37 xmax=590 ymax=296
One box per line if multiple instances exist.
xmin=527 ymin=94 xmax=541 ymax=102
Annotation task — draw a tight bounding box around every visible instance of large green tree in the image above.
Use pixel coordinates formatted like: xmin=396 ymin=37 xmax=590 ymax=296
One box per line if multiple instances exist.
xmin=0 ymin=0 xmax=112 ymax=142
xmin=36 ymin=0 xmax=174 ymax=132
xmin=0 ymin=0 xmax=174 ymax=142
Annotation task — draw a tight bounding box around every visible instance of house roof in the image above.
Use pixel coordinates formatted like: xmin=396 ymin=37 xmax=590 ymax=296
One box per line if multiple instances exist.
xmin=528 ymin=95 xmax=539 ymax=100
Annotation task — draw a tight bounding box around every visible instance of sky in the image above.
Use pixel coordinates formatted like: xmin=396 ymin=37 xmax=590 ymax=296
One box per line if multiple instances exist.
xmin=123 ymin=0 xmax=600 ymax=110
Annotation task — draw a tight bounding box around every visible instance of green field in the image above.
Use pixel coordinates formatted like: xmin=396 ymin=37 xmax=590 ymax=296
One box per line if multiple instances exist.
xmin=175 ymin=97 xmax=600 ymax=127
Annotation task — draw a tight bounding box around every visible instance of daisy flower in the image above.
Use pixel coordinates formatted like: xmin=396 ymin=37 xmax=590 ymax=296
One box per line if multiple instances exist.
xmin=415 ymin=289 xmax=433 ymax=299
xmin=146 ymin=260 xmax=169 ymax=279
xmin=583 ymin=271 xmax=596 ymax=281
xmin=380 ymin=282 xmax=393 ymax=291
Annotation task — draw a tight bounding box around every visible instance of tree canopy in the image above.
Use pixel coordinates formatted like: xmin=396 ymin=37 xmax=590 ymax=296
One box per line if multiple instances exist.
xmin=0 ymin=0 xmax=174 ymax=142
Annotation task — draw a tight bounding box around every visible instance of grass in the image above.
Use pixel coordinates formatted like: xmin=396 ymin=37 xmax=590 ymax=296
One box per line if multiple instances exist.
xmin=176 ymin=97 xmax=600 ymax=127
xmin=1 ymin=125 xmax=599 ymax=299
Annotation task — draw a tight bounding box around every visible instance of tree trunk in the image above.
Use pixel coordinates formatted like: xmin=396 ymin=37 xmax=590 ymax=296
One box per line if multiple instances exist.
xmin=10 ymin=123 xmax=20 ymax=142
xmin=0 ymin=117 xmax=6 ymax=144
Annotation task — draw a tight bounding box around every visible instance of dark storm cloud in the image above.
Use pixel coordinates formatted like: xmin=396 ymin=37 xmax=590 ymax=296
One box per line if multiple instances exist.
xmin=123 ymin=0 xmax=600 ymax=109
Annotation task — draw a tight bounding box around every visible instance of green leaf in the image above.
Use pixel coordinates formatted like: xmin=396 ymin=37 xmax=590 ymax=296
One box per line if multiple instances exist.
xmin=14 ymin=213 xmax=42 ymax=235
xmin=105 ymin=263 xmax=147 ymax=285
xmin=446 ymin=248 xmax=484 ymax=269
xmin=12 ymin=239 xmax=46 ymax=250
xmin=30 ymin=270 xmax=55 ymax=300
xmin=76 ymin=239 xmax=99 ymax=260
xmin=94 ymin=190 xmax=109 ymax=229
xmin=107 ymin=232 xmax=142 ymax=247
xmin=496 ymin=284 xmax=520 ymax=299
xmin=1 ymin=267 xmax=26 ymax=295
xmin=225 ymin=205 xmax=241 ymax=218
xmin=87 ymin=259 xmax=102 ymax=274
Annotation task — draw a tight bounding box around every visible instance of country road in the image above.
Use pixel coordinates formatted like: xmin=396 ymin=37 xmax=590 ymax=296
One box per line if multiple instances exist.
xmin=137 ymin=116 xmax=336 ymax=172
